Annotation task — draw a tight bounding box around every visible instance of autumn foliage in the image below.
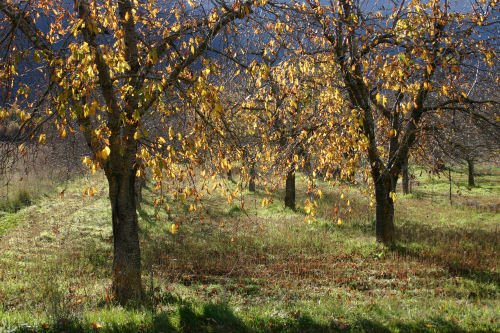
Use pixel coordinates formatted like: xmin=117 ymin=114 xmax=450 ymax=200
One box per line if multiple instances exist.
xmin=0 ymin=0 xmax=497 ymax=304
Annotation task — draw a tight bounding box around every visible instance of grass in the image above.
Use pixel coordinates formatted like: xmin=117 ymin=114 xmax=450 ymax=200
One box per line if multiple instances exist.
xmin=0 ymin=150 xmax=83 ymax=234
xmin=0 ymin=165 xmax=498 ymax=332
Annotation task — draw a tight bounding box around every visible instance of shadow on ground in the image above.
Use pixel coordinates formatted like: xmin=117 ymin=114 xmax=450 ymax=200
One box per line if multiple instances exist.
xmin=8 ymin=301 xmax=493 ymax=333
xmin=391 ymin=219 xmax=499 ymax=289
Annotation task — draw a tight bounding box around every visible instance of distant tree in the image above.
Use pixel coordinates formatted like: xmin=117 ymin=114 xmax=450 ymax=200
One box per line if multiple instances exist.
xmin=250 ymin=57 xmax=334 ymax=210
xmin=429 ymin=108 xmax=499 ymax=187
xmin=425 ymin=67 xmax=499 ymax=187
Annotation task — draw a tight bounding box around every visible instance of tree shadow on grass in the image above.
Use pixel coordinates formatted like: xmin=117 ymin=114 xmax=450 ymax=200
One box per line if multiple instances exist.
xmin=390 ymin=219 xmax=500 ymax=290
xmin=7 ymin=302 xmax=251 ymax=332
xmin=9 ymin=307 xmax=495 ymax=332
xmin=5 ymin=277 xmax=494 ymax=333
xmin=356 ymin=316 xmax=494 ymax=333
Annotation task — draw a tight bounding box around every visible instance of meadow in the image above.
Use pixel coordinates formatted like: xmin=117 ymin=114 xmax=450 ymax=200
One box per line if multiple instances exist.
xmin=0 ymin=165 xmax=498 ymax=332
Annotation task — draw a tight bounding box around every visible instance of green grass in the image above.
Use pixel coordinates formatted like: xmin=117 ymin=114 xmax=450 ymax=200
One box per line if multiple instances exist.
xmin=0 ymin=166 xmax=499 ymax=332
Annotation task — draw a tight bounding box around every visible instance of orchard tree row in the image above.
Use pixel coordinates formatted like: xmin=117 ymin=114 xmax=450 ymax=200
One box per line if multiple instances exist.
xmin=0 ymin=0 xmax=498 ymax=304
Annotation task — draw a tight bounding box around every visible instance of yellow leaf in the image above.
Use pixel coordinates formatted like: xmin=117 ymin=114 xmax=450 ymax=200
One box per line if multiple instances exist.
xmin=134 ymin=131 xmax=141 ymax=140
xmin=337 ymin=218 xmax=342 ymax=227
xmin=82 ymin=156 xmax=92 ymax=165
xmin=261 ymin=198 xmax=269 ymax=207
xmin=171 ymin=223 xmax=177 ymax=235
xmin=214 ymin=102 xmax=223 ymax=115
xmin=132 ymin=110 xmax=141 ymax=122
xmin=101 ymin=146 xmax=111 ymax=160
xmin=39 ymin=134 xmax=46 ymax=145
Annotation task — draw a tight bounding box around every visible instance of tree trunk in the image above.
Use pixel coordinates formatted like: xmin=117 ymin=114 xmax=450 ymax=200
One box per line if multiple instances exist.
xmin=303 ymin=152 xmax=312 ymax=176
xmin=134 ymin=175 xmax=145 ymax=210
xmin=249 ymin=163 xmax=256 ymax=192
xmin=227 ymin=168 xmax=233 ymax=182
xmin=467 ymin=159 xmax=475 ymax=187
xmin=402 ymin=157 xmax=410 ymax=195
xmin=107 ymin=170 xmax=143 ymax=304
xmin=374 ymin=173 xmax=396 ymax=245
xmin=448 ymin=167 xmax=452 ymax=205
xmin=285 ymin=169 xmax=295 ymax=210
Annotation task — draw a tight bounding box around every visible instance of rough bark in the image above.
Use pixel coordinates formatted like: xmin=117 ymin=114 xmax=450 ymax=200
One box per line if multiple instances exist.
xmin=107 ymin=169 xmax=143 ymax=304
xmin=402 ymin=157 xmax=410 ymax=194
xmin=285 ymin=169 xmax=295 ymax=210
xmin=135 ymin=175 xmax=145 ymax=210
xmin=467 ymin=159 xmax=475 ymax=187
xmin=373 ymin=172 xmax=396 ymax=245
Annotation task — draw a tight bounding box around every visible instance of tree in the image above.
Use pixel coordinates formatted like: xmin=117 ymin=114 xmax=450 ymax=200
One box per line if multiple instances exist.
xmin=0 ymin=0 xmax=256 ymax=303
xmin=424 ymin=69 xmax=499 ymax=188
xmin=250 ymin=57 xmax=332 ymax=210
xmin=290 ymin=0 xmax=498 ymax=244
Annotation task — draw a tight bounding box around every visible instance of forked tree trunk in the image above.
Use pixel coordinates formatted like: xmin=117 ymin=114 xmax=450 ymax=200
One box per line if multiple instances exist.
xmin=467 ymin=159 xmax=475 ymax=187
xmin=402 ymin=157 xmax=410 ymax=194
xmin=249 ymin=163 xmax=256 ymax=192
xmin=107 ymin=170 xmax=142 ymax=304
xmin=374 ymin=173 xmax=396 ymax=245
xmin=285 ymin=169 xmax=295 ymax=210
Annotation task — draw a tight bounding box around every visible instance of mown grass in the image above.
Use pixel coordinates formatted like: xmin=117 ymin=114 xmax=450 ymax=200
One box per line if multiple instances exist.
xmin=0 ymin=165 xmax=498 ymax=332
